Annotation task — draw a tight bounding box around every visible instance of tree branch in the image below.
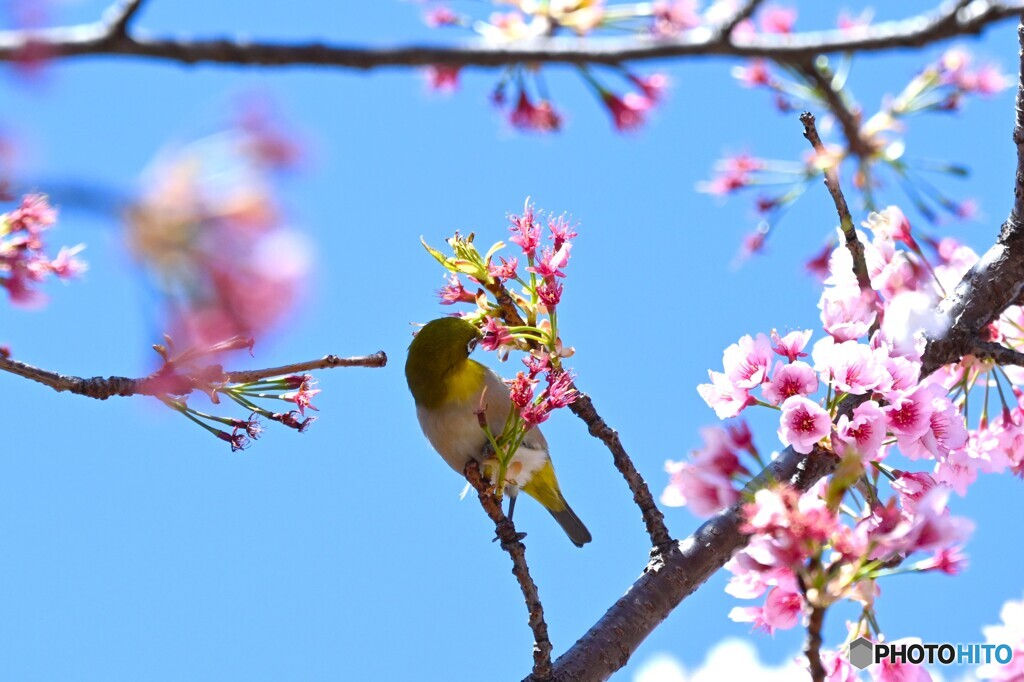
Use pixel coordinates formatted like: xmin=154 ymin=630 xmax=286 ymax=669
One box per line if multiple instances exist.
xmin=970 ymin=340 xmax=1024 ymax=365
xmin=800 ymin=111 xmax=873 ymax=294
xmin=805 ymin=604 xmax=827 ymax=682
xmin=482 ymin=278 xmax=673 ymax=550
xmin=0 ymin=1 xmax=1020 ymax=69
xmin=0 ymin=351 xmax=387 ymax=400
xmin=465 ymin=461 xmax=553 ymax=680
xmin=924 ymin=16 xmax=1024 ymax=375
xmin=102 ymin=0 xmax=147 ymax=38
xmin=717 ymin=0 xmax=765 ymax=40
xmin=528 ymin=444 xmax=838 ymax=682
xmin=527 ymin=17 xmax=1024 ymax=680
xmin=567 ymin=394 xmax=673 ymax=550
xmin=795 ymin=60 xmax=874 ymax=160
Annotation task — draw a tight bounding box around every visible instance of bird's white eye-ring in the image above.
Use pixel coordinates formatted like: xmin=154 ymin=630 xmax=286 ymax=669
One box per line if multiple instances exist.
xmin=467 ymin=337 xmax=479 ymax=354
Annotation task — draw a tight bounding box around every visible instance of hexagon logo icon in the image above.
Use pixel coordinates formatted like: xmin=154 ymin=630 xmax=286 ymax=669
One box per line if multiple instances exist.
xmin=849 ymin=637 xmax=874 ymax=670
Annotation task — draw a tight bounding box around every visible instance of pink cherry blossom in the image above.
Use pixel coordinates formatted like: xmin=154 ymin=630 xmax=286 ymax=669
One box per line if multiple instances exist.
xmin=835 ymin=400 xmax=886 ymax=461
xmin=822 ymin=340 xmax=885 ymax=396
xmin=424 ymin=65 xmax=460 ymax=92
xmin=881 ymin=487 xmax=973 ymax=556
xmin=890 ymin=471 xmax=938 ymax=512
xmin=723 ymin=333 xmax=774 ymax=388
xmin=628 ymin=73 xmax=670 ymax=102
xmin=758 ymin=5 xmax=796 ymax=34
xmin=733 ymin=59 xmax=772 ymax=88
xmin=697 ymin=370 xmax=753 ymax=419
xmin=661 ymin=461 xmax=738 ymax=516
xmin=779 ymin=396 xmax=830 ymax=454
xmin=509 ymin=205 xmax=542 ymax=257
xmin=770 ymin=329 xmax=812 ymax=362
xmin=762 ymin=361 xmax=818 ymax=405
xmin=437 ymin=274 xmax=476 ymax=305
xmin=820 ymin=649 xmax=858 ymax=682
xmin=730 ymin=585 xmax=803 ymax=634
xmin=601 ymin=91 xmax=652 ymax=131
xmin=917 ymin=546 xmax=968 ymax=575
xmin=900 ymin=394 xmax=968 ymax=460
xmin=864 ymin=206 xmax=916 ymax=248
xmin=480 ymin=316 xmax=513 ymax=351
xmin=884 ymin=384 xmax=941 ymax=443
xmin=820 ymin=284 xmax=877 ymax=342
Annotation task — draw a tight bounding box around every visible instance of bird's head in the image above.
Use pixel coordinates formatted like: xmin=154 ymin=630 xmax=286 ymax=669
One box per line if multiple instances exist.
xmin=405 ymin=316 xmax=482 ymax=407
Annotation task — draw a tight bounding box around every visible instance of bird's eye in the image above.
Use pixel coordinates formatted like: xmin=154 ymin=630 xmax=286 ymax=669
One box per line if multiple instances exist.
xmin=467 ymin=337 xmax=479 ymax=354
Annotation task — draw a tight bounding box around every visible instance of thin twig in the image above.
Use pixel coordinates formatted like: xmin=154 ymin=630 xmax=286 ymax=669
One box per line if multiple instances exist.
xmin=465 ymin=461 xmax=553 ymax=680
xmin=483 ymin=278 xmax=673 ymax=550
xmin=0 ymin=1 xmax=1019 ymax=69
xmin=567 ymin=393 xmax=673 ymax=550
xmin=800 ymin=111 xmax=873 ymax=293
xmin=805 ymin=604 xmax=827 ymax=682
xmin=0 ymin=350 xmax=387 ymax=400
xmin=796 ymin=60 xmax=874 ymax=160
xmin=225 ymin=352 xmax=388 ymax=383
xmin=718 ymin=0 xmax=765 ymax=39
xmin=102 ymin=0 xmax=147 ymax=38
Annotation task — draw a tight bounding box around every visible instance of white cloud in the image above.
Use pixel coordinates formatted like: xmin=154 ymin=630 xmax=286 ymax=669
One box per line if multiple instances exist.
xmin=633 ymin=638 xmax=802 ymax=682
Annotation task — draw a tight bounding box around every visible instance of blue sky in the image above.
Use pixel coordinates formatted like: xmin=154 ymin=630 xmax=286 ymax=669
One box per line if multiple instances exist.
xmin=1 ymin=1 xmax=1022 ymax=680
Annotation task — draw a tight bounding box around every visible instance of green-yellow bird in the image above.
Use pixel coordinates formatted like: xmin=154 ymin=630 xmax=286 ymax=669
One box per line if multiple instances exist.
xmin=405 ymin=316 xmax=591 ymax=547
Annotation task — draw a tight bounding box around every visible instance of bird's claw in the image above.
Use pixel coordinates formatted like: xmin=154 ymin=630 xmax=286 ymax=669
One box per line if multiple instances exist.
xmin=492 ymin=531 xmax=528 ymax=544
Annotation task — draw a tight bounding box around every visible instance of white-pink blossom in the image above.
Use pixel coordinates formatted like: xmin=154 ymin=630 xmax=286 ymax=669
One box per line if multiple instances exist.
xmin=779 ymin=396 xmax=831 ymax=454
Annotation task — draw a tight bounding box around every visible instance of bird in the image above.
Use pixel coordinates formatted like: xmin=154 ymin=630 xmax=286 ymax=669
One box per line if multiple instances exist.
xmin=405 ymin=316 xmax=591 ymax=547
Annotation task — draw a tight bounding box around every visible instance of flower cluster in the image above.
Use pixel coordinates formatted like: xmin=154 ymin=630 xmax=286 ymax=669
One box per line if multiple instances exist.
xmin=151 ymin=335 xmax=320 ymax=452
xmin=702 ymin=42 xmax=1009 ymax=263
xmin=126 ymin=104 xmax=309 ymax=349
xmin=422 ymin=199 xmax=579 ymax=494
xmin=0 ymin=193 xmax=86 ymax=307
xmin=414 ymin=1 xmax=806 ymax=132
xmin=663 ymin=204 xmax=1024 ymax=675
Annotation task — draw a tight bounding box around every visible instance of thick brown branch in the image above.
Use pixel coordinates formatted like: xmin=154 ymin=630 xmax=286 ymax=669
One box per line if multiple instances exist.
xmin=0 ymin=351 xmax=387 ymax=400
xmin=800 ymin=112 xmax=873 ymax=294
xmin=0 ymin=1 xmax=1020 ymax=69
xmin=924 ymin=17 xmax=1024 ymax=374
xmin=465 ymin=462 xmax=553 ymax=680
xmin=971 ymin=340 xmax=1024 ymax=365
xmin=530 ymin=444 xmax=838 ymax=682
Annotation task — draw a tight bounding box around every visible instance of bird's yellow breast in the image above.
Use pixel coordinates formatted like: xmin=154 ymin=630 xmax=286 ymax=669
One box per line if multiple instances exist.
xmin=444 ymin=358 xmax=487 ymax=404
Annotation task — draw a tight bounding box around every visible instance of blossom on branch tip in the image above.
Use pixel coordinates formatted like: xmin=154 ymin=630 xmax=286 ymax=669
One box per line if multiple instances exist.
xmin=425 ymin=65 xmax=461 ymax=92
xmin=480 ymin=316 xmax=513 ymax=351
xmin=601 ymin=91 xmax=651 ymax=132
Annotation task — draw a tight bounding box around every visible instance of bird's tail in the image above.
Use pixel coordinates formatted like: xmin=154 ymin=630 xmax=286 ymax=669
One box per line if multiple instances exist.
xmin=546 ymin=500 xmax=592 ymax=548
xmin=522 ymin=461 xmax=592 ymax=547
